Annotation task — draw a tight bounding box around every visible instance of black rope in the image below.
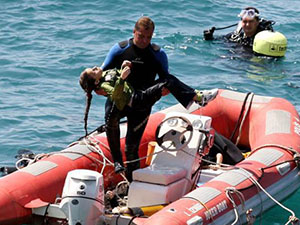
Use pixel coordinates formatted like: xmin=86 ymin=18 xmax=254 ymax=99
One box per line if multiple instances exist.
xmin=60 ymin=196 xmax=104 ymax=206
xmin=261 ymin=160 xmax=295 ymax=172
xmin=116 ymin=214 xmax=121 ymax=225
xmin=42 ymin=203 xmax=51 ymax=225
xmin=229 ymin=92 xmax=253 ymax=141
xmin=77 ymin=120 xmax=128 ymax=141
xmin=128 ymin=215 xmax=138 ymax=225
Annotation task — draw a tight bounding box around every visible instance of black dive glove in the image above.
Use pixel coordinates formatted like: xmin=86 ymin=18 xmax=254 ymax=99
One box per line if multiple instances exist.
xmin=203 ymin=27 xmax=215 ymax=40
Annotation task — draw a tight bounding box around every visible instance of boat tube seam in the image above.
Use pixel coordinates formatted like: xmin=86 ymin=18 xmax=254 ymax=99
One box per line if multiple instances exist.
xmin=220 ymin=90 xmax=272 ymax=103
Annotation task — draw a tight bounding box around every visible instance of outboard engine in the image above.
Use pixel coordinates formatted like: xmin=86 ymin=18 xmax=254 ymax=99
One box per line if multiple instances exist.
xmin=59 ymin=169 xmax=104 ymax=225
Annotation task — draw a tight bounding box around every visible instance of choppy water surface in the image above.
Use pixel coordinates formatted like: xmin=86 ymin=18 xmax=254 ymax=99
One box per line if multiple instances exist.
xmin=0 ymin=1 xmax=299 ymax=224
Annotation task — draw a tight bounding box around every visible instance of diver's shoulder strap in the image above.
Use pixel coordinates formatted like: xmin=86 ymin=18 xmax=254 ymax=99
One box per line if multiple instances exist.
xmin=259 ymin=19 xmax=275 ymax=31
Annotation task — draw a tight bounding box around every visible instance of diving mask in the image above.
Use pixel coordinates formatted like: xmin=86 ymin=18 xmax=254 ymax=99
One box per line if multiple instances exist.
xmin=238 ymin=9 xmax=259 ymax=20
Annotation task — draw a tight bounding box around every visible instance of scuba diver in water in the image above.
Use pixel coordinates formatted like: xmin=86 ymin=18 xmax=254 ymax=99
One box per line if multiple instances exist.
xmin=225 ymin=7 xmax=274 ymax=48
xmin=204 ymin=7 xmax=287 ymax=57
xmin=204 ymin=7 xmax=274 ymax=48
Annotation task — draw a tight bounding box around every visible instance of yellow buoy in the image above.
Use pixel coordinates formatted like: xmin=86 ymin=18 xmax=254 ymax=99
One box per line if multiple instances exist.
xmin=253 ymin=30 xmax=287 ymax=57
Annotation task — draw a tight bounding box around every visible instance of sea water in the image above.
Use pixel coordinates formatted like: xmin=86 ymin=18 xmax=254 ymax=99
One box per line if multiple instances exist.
xmin=0 ymin=0 xmax=299 ymax=224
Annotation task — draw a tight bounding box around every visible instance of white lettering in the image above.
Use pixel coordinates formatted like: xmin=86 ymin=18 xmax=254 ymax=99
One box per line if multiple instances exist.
xmin=205 ymin=206 xmax=217 ymax=220
xmin=205 ymin=211 xmax=210 ymax=220
xmin=186 ymin=200 xmax=229 ymax=220
xmin=294 ymin=121 xmax=300 ymax=136
xmin=204 ymin=200 xmax=228 ymax=220
xmin=216 ymin=200 xmax=227 ymax=213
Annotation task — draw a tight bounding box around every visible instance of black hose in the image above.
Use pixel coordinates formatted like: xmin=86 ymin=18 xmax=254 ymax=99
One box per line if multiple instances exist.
xmin=203 ymin=23 xmax=238 ymax=40
xmin=214 ymin=23 xmax=239 ymax=31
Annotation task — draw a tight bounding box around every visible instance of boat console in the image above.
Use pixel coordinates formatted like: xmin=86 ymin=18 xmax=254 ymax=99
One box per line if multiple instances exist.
xmin=127 ymin=112 xmax=214 ymax=208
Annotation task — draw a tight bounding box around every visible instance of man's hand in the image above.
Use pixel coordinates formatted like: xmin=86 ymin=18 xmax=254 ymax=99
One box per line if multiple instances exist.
xmin=120 ymin=66 xmax=131 ymax=80
xmin=121 ymin=60 xmax=132 ymax=69
xmin=203 ymin=27 xmax=215 ymax=40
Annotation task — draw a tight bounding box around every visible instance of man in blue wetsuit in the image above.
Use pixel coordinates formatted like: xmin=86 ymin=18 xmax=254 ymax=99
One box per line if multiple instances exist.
xmin=96 ymin=16 xmax=218 ymax=181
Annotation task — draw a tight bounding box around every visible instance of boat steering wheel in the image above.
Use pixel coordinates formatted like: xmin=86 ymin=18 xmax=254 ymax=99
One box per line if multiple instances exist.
xmin=155 ymin=116 xmax=193 ymax=151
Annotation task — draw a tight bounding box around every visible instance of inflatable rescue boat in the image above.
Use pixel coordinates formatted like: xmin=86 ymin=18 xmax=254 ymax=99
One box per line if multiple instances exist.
xmin=0 ymin=89 xmax=300 ymax=225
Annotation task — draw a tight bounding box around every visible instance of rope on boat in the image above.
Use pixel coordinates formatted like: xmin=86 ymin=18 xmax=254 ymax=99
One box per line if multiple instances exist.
xmin=14 ymin=132 xmax=159 ymax=183
xmin=251 ymin=144 xmax=299 ymax=156
xmin=123 ymin=145 xmax=164 ymax=165
xmin=251 ymin=143 xmax=300 ymax=171
xmin=82 ymin=136 xmax=128 ymax=181
xmin=184 ymin=194 xmax=216 ymax=224
xmin=225 ymin=187 xmax=246 ymax=225
xmin=82 ymin=132 xmax=164 ymax=167
xmin=198 ymin=199 xmax=216 ymax=224
xmin=82 ymin=137 xmax=113 ymax=174
xmin=15 ymin=136 xmax=113 ymax=174
xmin=233 ymin=168 xmax=264 ymax=225
xmin=15 ymin=153 xmax=49 ymax=170
xmin=237 ymin=167 xmax=299 ymax=225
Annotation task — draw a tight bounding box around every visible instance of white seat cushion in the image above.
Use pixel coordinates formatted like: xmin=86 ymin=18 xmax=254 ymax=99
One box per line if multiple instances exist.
xmin=132 ymin=164 xmax=187 ymax=185
xmin=127 ymin=178 xmax=189 ymax=208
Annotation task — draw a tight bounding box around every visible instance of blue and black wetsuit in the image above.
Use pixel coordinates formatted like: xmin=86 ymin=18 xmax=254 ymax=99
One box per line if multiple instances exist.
xmin=101 ymin=38 xmax=196 ymax=181
xmin=101 ymin=38 xmax=168 ymax=90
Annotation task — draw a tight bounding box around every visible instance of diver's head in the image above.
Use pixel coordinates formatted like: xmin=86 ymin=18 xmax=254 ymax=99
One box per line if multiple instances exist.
xmin=133 ymin=16 xmax=155 ymax=49
xmin=239 ymin=7 xmax=260 ymax=20
xmin=238 ymin=7 xmax=260 ymax=37
xmin=253 ymin=30 xmax=287 ymax=57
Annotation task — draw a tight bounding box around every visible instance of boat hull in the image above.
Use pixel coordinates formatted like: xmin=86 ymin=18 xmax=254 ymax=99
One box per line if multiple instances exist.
xmin=0 ymin=89 xmax=300 ymax=225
